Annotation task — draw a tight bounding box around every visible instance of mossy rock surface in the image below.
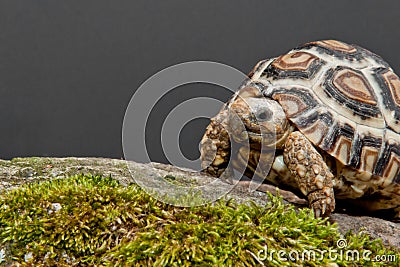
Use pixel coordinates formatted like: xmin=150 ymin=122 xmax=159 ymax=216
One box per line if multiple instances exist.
xmin=0 ymin=157 xmax=399 ymax=266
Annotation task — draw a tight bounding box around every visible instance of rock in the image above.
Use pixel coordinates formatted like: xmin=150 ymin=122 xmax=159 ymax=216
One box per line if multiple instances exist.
xmin=19 ymin=167 xmax=35 ymax=178
xmin=0 ymin=157 xmax=399 ymax=249
xmin=48 ymin=203 xmax=62 ymax=214
xmin=24 ymin=252 xmax=33 ymax=263
xmin=331 ymin=213 xmax=400 ymax=248
xmin=0 ymin=248 xmax=6 ymax=264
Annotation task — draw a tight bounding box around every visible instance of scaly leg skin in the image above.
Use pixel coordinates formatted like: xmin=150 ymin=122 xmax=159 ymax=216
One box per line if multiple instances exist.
xmin=200 ymin=108 xmax=233 ymax=180
xmin=283 ymin=131 xmax=335 ymax=218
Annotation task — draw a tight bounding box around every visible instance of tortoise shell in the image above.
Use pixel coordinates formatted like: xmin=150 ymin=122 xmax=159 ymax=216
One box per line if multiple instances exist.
xmin=245 ymin=40 xmax=400 ymax=182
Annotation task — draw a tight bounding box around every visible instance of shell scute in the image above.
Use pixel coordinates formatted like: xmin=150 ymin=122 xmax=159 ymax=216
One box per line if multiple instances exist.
xmin=316 ymin=66 xmax=384 ymax=128
xmin=263 ymin=51 xmax=326 ymax=80
xmin=372 ymin=68 xmax=400 ymax=133
xmin=296 ymin=40 xmax=362 ymax=61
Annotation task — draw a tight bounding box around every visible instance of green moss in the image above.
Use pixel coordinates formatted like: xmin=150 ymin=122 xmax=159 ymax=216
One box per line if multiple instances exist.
xmin=0 ymin=174 xmax=398 ymax=266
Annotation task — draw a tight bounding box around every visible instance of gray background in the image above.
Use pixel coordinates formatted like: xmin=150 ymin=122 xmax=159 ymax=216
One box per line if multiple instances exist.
xmin=1 ymin=0 xmax=399 ymax=163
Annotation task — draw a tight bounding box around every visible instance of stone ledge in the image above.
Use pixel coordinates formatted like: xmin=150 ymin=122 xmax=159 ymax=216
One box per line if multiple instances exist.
xmin=1 ymin=157 xmax=399 ymax=249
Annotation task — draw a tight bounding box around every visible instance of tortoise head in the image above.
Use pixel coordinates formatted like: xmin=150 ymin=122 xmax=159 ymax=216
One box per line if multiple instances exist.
xmin=227 ymin=86 xmax=292 ymax=149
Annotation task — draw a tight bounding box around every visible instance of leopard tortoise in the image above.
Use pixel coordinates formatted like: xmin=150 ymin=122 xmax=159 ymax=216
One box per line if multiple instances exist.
xmin=200 ymin=40 xmax=400 ymax=218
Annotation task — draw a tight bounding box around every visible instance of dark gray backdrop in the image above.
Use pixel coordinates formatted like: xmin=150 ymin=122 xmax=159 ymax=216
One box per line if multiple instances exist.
xmin=1 ymin=0 xmax=399 ymax=163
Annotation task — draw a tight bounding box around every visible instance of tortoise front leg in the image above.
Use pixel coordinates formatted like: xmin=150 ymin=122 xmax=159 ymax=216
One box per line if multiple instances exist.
xmin=200 ymin=109 xmax=233 ymax=179
xmin=283 ymin=131 xmax=335 ymax=218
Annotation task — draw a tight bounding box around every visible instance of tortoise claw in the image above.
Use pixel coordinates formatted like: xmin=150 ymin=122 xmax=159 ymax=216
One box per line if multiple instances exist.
xmin=310 ymin=196 xmax=335 ymax=218
xmin=314 ymin=207 xmax=321 ymax=218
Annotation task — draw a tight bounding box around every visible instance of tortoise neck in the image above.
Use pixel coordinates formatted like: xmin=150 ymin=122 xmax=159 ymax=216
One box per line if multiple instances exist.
xmin=275 ymin=124 xmax=296 ymax=149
